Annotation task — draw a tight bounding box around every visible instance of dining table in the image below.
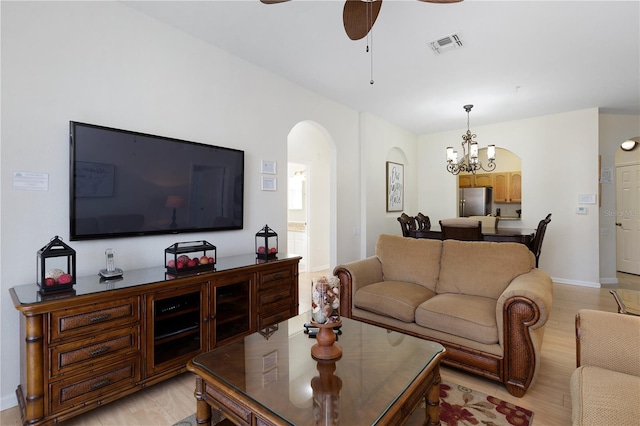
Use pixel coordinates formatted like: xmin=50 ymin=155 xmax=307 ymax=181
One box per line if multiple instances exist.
xmin=410 ymin=227 xmax=535 ymax=246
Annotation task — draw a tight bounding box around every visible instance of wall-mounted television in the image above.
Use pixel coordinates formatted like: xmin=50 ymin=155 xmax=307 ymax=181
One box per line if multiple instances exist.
xmin=70 ymin=121 xmax=244 ymax=241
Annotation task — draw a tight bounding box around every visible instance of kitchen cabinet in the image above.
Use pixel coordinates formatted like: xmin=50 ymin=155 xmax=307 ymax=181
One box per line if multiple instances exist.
xmin=9 ymin=253 xmax=300 ymax=426
xmin=458 ymin=173 xmax=493 ymax=188
xmin=474 ymin=173 xmax=493 ymax=188
xmin=494 ymin=171 xmax=521 ymax=203
xmin=458 ymin=174 xmax=474 ymax=188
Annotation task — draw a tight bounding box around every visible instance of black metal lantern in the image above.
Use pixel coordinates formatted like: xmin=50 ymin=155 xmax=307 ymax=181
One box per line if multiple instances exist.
xmin=37 ymin=236 xmax=76 ymax=293
xmin=255 ymin=224 xmax=278 ymax=259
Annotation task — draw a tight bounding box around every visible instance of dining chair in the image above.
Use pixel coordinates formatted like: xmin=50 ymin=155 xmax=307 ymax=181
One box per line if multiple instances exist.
xmin=439 ymin=218 xmax=483 ymax=241
xmin=415 ymin=212 xmax=431 ymax=231
xmin=530 ymin=213 xmax=551 ymax=267
xmin=397 ymin=213 xmax=418 ymax=237
xmin=468 ymin=215 xmax=499 ymax=232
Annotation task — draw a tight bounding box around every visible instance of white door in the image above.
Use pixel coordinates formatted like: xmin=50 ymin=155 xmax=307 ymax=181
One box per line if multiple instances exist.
xmin=616 ymin=164 xmax=640 ymax=274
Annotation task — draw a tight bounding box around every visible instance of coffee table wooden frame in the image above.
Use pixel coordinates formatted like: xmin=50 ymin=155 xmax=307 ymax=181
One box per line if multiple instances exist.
xmin=187 ymin=347 xmax=445 ymax=426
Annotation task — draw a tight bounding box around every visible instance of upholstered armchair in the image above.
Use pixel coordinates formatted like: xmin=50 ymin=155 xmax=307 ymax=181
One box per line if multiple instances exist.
xmin=571 ymin=309 xmax=640 ymax=425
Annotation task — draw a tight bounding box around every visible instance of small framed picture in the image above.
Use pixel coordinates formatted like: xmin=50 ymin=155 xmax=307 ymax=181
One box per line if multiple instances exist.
xmin=261 ymin=176 xmax=277 ymax=191
xmin=261 ymin=160 xmax=277 ymax=175
xmin=386 ymin=161 xmax=404 ymax=212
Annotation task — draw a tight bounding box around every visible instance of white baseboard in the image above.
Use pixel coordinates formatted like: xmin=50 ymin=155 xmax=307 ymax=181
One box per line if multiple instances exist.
xmin=0 ymin=392 xmax=18 ymax=411
xmin=310 ymin=264 xmax=330 ymax=273
xmin=599 ymin=277 xmax=619 ymax=286
xmin=552 ymin=277 xmax=601 ymax=288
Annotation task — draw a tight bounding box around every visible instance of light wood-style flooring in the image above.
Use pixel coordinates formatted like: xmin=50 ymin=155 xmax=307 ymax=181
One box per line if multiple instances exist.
xmin=2 ymin=271 xmax=638 ymax=426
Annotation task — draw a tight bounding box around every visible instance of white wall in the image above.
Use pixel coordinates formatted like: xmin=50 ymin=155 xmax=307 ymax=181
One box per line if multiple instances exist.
xmin=0 ymin=2 xmax=362 ymax=409
xmin=598 ymin=114 xmax=640 ymax=283
xmin=288 ymin=121 xmax=332 ymax=272
xmin=360 ymin=112 xmax=419 ymax=256
xmin=419 ymin=109 xmax=601 ymax=286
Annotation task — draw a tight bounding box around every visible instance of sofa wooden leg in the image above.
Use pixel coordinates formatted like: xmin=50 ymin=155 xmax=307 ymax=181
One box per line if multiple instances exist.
xmin=505 ymin=382 xmax=526 ymax=398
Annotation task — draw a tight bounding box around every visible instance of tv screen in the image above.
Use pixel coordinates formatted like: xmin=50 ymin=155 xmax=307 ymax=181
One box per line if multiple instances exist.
xmin=70 ymin=121 xmax=244 ymax=241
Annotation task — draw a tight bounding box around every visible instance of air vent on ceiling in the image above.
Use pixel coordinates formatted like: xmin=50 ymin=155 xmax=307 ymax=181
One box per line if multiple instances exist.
xmin=429 ymin=33 xmax=463 ymax=55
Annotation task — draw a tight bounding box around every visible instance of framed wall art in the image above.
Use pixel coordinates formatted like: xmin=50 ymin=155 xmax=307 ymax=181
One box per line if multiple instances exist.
xmin=386 ymin=161 xmax=404 ymax=212
xmin=261 ymin=176 xmax=277 ymax=191
xmin=261 ymin=160 xmax=277 ymax=175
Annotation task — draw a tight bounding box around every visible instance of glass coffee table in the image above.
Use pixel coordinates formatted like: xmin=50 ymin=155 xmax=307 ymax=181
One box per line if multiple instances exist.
xmin=187 ymin=311 xmax=445 ymax=425
xmin=610 ymin=289 xmax=640 ymax=316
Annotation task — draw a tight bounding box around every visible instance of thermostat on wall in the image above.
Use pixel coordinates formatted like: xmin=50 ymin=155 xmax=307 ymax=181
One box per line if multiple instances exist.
xmin=576 ymin=206 xmax=588 ymax=215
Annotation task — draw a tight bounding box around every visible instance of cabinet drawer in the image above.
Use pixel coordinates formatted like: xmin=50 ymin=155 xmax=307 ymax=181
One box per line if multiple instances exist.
xmin=50 ymin=326 xmax=140 ymax=377
xmin=257 ymin=287 xmax=292 ymax=310
xmin=50 ymin=297 xmax=140 ymax=341
xmin=259 ymin=268 xmax=293 ymax=290
xmin=257 ymin=304 xmax=296 ymax=330
xmin=49 ymin=355 xmax=140 ymax=412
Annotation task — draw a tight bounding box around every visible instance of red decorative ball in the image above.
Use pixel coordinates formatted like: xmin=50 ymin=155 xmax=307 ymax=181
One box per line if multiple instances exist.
xmin=58 ymin=274 xmax=72 ymax=284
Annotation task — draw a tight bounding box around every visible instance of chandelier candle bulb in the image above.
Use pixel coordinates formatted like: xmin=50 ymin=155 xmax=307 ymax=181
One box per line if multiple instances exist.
xmin=470 ymin=142 xmax=478 ymax=160
xmin=446 ymin=147 xmax=455 ymax=162
xmin=487 ymin=144 xmax=496 ymax=160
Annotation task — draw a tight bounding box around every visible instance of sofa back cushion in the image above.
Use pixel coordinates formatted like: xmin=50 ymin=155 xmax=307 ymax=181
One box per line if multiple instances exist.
xmin=437 ymin=240 xmax=535 ymax=299
xmin=376 ymin=234 xmax=442 ymax=292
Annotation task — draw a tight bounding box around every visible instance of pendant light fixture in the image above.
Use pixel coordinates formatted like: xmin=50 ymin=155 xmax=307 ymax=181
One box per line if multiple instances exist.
xmin=446 ymin=105 xmax=496 ymax=175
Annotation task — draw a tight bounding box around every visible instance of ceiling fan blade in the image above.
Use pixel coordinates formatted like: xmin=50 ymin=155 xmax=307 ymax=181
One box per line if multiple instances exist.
xmin=417 ymin=0 xmax=463 ymax=3
xmin=260 ymin=0 xmax=291 ymax=4
xmin=343 ymin=0 xmax=383 ymax=41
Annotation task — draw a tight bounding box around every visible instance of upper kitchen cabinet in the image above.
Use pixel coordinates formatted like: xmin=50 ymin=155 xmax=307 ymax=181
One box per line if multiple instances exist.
xmin=493 ymin=171 xmax=522 ymax=203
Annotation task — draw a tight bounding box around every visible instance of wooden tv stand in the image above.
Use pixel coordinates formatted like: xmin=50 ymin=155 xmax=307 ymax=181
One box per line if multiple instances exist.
xmin=9 ymin=253 xmax=301 ymax=426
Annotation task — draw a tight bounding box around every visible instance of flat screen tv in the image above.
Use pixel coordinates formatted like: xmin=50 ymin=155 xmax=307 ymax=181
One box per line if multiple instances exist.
xmin=70 ymin=121 xmax=244 ymax=241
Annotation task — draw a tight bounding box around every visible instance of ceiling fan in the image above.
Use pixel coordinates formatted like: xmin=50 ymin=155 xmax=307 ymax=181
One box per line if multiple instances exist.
xmin=260 ymin=0 xmax=463 ymax=41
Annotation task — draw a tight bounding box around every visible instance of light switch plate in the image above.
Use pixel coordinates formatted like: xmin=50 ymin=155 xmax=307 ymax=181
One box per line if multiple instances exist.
xmin=578 ymin=194 xmax=597 ymax=204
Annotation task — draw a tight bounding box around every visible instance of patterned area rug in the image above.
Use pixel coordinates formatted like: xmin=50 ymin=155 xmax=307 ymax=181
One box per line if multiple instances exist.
xmin=173 ymin=381 xmax=534 ymax=426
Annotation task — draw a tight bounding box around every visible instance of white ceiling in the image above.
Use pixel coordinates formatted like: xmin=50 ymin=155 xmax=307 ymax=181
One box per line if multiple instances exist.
xmin=124 ymin=0 xmax=640 ymax=135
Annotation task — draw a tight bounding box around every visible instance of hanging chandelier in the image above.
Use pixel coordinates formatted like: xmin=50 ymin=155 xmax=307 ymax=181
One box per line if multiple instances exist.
xmin=446 ymin=105 xmax=496 ymax=175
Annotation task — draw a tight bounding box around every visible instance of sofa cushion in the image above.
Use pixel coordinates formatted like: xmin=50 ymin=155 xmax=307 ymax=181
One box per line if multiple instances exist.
xmin=415 ymin=293 xmax=498 ymax=345
xmin=437 ymin=240 xmax=534 ymax=299
xmin=570 ymin=365 xmax=640 ymax=426
xmin=354 ymin=281 xmax=436 ymax=323
xmin=376 ymin=234 xmax=442 ymax=292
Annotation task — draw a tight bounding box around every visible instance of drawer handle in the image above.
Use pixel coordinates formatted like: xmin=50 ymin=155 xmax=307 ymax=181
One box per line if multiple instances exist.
xmin=91 ymin=379 xmax=111 ymax=390
xmin=89 ymin=314 xmax=111 ymax=323
xmin=90 ymin=347 xmax=111 ymax=357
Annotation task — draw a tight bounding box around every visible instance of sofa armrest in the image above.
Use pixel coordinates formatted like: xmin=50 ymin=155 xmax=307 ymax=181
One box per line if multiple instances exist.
xmin=333 ymin=256 xmax=383 ymax=318
xmin=497 ymin=268 xmax=554 ymax=334
xmin=576 ymin=309 xmax=640 ymax=377
xmin=495 ymin=268 xmax=553 ymax=397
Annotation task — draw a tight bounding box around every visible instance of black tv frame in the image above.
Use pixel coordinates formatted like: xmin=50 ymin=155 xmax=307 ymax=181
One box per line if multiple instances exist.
xmin=69 ymin=121 xmax=244 ymax=241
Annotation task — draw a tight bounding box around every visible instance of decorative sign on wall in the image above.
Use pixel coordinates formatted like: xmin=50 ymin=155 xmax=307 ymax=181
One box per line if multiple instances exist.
xmin=386 ymin=161 xmax=404 ymax=212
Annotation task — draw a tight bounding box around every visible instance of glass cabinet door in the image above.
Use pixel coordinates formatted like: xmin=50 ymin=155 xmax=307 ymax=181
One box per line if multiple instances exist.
xmin=146 ymin=283 xmax=206 ymax=375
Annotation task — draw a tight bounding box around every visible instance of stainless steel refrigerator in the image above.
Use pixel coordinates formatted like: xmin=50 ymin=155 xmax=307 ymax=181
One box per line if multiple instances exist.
xmin=459 ymin=187 xmax=493 ymax=217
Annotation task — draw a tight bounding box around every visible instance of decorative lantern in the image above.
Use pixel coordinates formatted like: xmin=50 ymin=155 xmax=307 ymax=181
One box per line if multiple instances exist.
xmin=255 ymin=224 xmax=278 ymax=259
xmin=37 ymin=236 xmax=76 ymax=293
xmin=165 ymin=240 xmax=216 ymax=275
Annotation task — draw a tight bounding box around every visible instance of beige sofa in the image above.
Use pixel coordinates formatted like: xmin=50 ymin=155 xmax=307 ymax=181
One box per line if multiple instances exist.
xmin=333 ymin=234 xmax=553 ymax=397
xmin=571 ymin=309 xmax=640 ymax=425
